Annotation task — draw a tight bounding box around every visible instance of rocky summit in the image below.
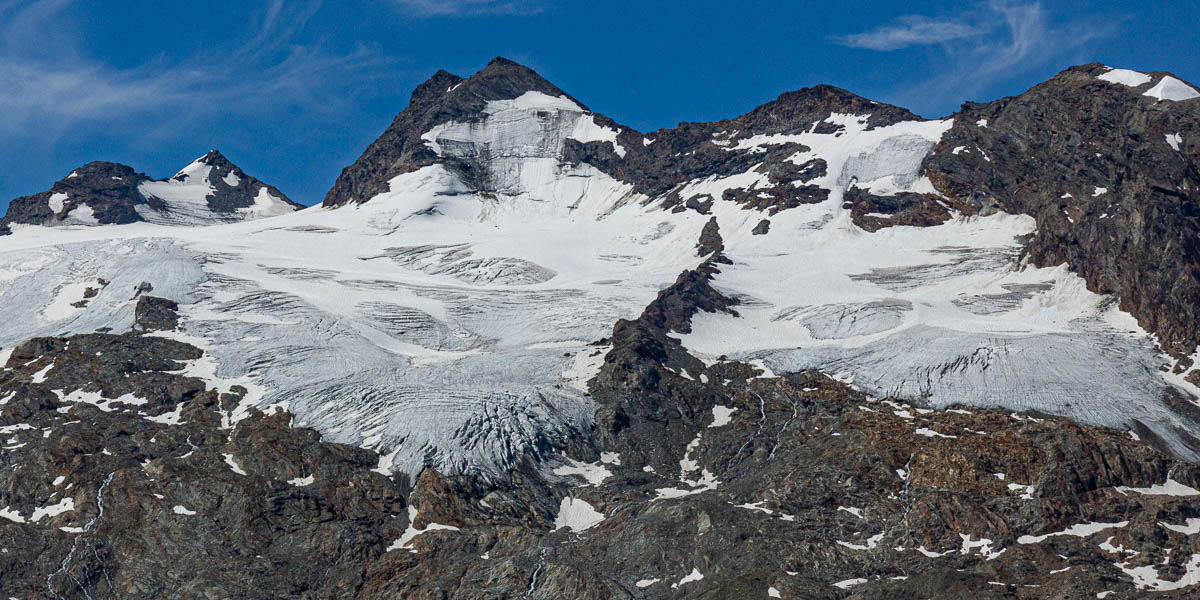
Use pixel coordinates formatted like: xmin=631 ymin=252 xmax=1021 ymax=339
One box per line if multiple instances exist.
xmin=0 ymin=150 xmax=300 ymax=234
xmin=2 ymin=58 xmax=1200 ymax=598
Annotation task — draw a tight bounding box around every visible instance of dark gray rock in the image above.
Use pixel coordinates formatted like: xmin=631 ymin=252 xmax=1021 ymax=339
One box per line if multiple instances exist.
xmin=924 ymin=63 xmax=1200 ymax=355
xmin=1 ymin=151 xmax=299 ymax=232
xmin=133 ymin=296 xmax=180 ymax=332
xmin=1 ymin=161 xmax=151 ymax=228
xmin=843 ymin=186 xmax=951 ymax=232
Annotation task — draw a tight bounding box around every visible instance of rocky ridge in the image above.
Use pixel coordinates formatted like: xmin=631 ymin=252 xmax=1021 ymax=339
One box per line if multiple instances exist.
xmin=924 ymin=63 xmax=1200 ymax=357
xmin=1 ymin=150 xmax=300 ymax=233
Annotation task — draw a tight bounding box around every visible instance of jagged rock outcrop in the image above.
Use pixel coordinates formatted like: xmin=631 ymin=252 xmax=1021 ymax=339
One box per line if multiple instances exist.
xmin=0 ymin=301 xmax=407 ymax=599
xmin=159 ymin=149 xmax=299 ymax=216
xmin=843 ymin=186 xmax=952 ymax=232
xmin=2 ymin=161 xmax=152 ymax=227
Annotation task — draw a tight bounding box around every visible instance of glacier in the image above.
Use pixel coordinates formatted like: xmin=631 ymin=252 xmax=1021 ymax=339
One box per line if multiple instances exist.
xmin=2 ymin=88 xmax=1198 ymax=482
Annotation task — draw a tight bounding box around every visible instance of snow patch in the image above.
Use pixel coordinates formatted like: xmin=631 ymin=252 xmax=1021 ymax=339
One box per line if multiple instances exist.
xmin=552 ymin=457 xmax=612 ymax=486
xmin=223 ymin=453 xmax=248 ymax=476
xmin=387 ymin=505 xmax=460 ymax=552
xmin=47 ymin=193 xmax=69 ymax=214
xmin=709 ymin=405 xmax=737 ymax=427
xmin=42 ymin=282 xmax=94 ymax=321
xmin=30 ymin=497 xmax=74 ymax=522
xmin=838 ymin=532 xmax=885 ymax=551
xmin=1115 ymin=478 xmax=1200 ymax=496
xmin=1144 ymin=76 xmax=1200 ymax=102
xmin=914 ymin=427 xmax=956 ymax=438
xmin=1097 ymin=68 xmax=1152 ymax=87
xmin=553 ymin=497 xmax=604 ymax=531
xmin=65 ymin=204 xmax=98 ymax=225
xmin=833 ymin=578 xmax=868 ymax=589
xmin=1018 ymin=521 xmax=1128 ymax=544
xmin=1116 ymin=553 xmax=1200 ymax=591
xmin=1161 ymin=518 xmax=1200 ymax=535
xmin=671 ymin=568 xmax=704 ymax=588
xmin=0 ymin=507 xmax=25 ymax=522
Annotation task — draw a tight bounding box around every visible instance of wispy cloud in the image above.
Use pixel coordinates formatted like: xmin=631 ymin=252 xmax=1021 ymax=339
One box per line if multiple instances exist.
xmin=834 ymin=16 xmax=989 ymax=51
xmin=388 ymin=0 xmax=543 ymax=17
xmin=0 ymin=0 xmax=392 ymax=141
xmin=834 ymin=1 xmax=1122 ymax=113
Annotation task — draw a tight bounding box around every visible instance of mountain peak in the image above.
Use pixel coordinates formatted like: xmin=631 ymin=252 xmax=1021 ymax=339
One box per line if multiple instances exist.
xmin=456 ymin=56 xmax=578 ymax=108
xmin=169 ymin=150 xmax=236 ymax=182
xmin=740 ymin=84 xmax=922 ymax=132
xmin=1 ymin=151 xmax=298 ymax=232
xmin=324 ymin=58 xmax=586 ymax=207
xmin=199 ymin=149 xmax=230 ymax=165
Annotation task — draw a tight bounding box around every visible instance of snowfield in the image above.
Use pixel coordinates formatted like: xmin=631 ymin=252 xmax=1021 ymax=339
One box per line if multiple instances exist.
xmin=2 ymin=90 xmax=1198 ymax=480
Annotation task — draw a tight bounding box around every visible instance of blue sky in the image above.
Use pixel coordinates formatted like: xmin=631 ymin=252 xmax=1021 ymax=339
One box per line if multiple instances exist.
xmin=1 ymin=0 xmax=1196 ymax=209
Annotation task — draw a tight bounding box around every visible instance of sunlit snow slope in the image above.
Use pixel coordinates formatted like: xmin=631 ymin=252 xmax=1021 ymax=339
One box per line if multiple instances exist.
xmin=2 ymin=60 xmax=1198 ymax=478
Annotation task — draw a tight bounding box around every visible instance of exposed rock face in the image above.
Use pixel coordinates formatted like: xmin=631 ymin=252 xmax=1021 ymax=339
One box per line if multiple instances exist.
xmin=582 ymin=84 xmax=916 ymax=203
xmin=322 ymin=57 xmax=582 ymax=206
xmin=843 ymin=186 xmax=952 ymax=232
xmin=924 ymin=63 xmax=1200 ymax=355
xmin=1 ymin=161 xmax=151 ymax=227
xmin=1 ymin=150 xmax=299 ymax=232
xmin=0 ymin=301 xmax=407 ymax=599
xmin=155 ymin=149 xmax=300 ymax=216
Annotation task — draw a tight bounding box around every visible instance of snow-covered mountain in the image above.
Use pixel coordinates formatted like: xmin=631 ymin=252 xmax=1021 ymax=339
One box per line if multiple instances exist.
xmin=0 ymin=150 xmax=299 ymax=233
xmin=3 ymin=60 xmax=1200 ymax=472
xmin=4 ymin=58 xmax=1200 ymax=598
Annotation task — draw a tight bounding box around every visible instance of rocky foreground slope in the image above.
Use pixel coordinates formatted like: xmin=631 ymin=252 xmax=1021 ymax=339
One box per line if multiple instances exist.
xmin=1 ymin=58 xmax=1200 ymax=597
